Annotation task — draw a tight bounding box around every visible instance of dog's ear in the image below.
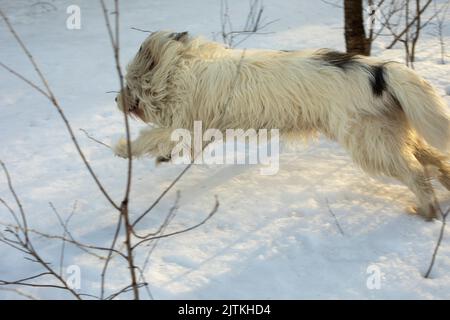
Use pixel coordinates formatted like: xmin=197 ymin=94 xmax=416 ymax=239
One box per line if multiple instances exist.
xmin=170 ymin=31 xmax=189 ymax=43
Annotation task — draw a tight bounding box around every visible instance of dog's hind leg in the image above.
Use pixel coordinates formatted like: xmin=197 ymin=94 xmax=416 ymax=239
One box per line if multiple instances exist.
xmin=394 ymin=163 xmax=436 ymax=220
xmin=343 ymin=117 xmax=436 ymax=219
xmin=414 ymin=143 xmax=450 ymax=191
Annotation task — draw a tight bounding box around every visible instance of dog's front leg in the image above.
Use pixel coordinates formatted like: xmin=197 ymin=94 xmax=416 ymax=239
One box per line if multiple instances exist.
xmin=114 ymin=127 xmax=175 ymax=161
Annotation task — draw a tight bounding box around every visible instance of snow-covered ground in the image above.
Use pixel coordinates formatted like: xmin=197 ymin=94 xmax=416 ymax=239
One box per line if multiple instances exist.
xmin=0 ymin=0 xmax=450 ymax=299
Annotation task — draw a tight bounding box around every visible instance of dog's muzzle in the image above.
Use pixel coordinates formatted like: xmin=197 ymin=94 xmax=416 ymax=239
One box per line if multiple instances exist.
xmin=116 ymin=90 xmax=145 ymax=121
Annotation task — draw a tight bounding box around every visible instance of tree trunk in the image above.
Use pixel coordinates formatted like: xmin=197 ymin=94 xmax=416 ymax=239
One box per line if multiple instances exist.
xmin=344 ymin=0 xmax=371 ymax=55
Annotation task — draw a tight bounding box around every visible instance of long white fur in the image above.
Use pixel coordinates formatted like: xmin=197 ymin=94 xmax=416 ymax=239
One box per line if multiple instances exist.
xmin=115 ymin=31 xmax=450 ymax=219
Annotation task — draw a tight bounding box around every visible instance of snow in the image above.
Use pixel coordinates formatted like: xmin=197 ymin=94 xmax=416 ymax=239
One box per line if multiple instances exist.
xmin=0 ymin=0 xmax=450 ymax=299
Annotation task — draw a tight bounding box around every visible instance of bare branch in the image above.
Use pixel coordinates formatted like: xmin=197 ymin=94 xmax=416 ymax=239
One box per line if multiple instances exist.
xmin=325 ymin=199 xmax=345 ymax=236
xmin=0 ymin=10 xmax=119 ymax=210
xmin=218 ymin=0 xmax=277 ymax=47
xmin=0 ymin=160 xmax=29 ymax=244
xmin=100 ymin=0 xmax=138 ymax=299
xmin=100 ymin=211 xmax=123 ymax=299
xmin=1 ymin=1 xmax=224 ymax=300
xmin=79 ymin=128 xmax=112 ymax=150
xmin=0 ymin=236 xmax=30 ymax=254
xmin=133 ymin=196 xmax=219 ymax=249
xmin=0 ymin=287 xmax=38 ymax=300
xmin=130 ymin=27 xmax=153 ymax=33
xmin=134 ymin=191 xmax=180 ymax=240
xmin=0 ymin=272 xmax=52 ymax=285
xmin=423 ymin=180 xmax=449 ymax=278
xmin=0 ymin=10 xmax=54 ymax=96
xmin=105 ymin=282 xmax=148 ymax=300
xmin=100 ymin=0 xmax=133 ymax=201
xmin=386 ymin=0 xmax=433 ymax=49
xmin=0 ymin=228 xmax=82 ymax=299
xmin=0 ymin=197 xmax=23 ymax=231
xmin=48 ymin=201 xmax=78 ymax=276
xmin=0 ymin=220 xmax=123 ymax=261
xmin=0 ymin=62 xmax=50 ymax=98
xmin=320 ymin=0 xmax=343 ymax=8
xmin=132 ymin=163 xmax=192 ymax=228
xmin=424 ymin=207 xmax=449 ymax=278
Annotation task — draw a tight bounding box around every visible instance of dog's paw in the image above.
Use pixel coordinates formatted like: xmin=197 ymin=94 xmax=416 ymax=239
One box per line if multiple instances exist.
xmin=114 ymin=138 xmax=132 ymax=159
xmin=414 ymin=204 xmax=438 ymax=221
xmin=155 ymin=155 xmax=171 ymax=166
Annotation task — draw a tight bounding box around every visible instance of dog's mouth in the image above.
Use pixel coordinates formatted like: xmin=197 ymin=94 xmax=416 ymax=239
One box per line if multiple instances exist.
xmin=127 ymin=98 xmax=146 ymax=121
xmin=128 ymin=97 xmax=139 ymax=113
xmin=116 ymin=90 xmax=146 ymax=121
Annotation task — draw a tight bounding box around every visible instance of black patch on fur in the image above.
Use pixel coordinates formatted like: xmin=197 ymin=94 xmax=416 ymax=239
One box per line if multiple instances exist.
xmin=156 ymin=155 xmax=171 ymax=164
xmin=367 ymin=65 xmax=386 ymax=96
xmin=313 ymin=50 xmax=358 ymax=70
xmin=314 ymin=50 xmax=387 ymax=96
xmin=170 ymin=31 xmax=188 ymax=42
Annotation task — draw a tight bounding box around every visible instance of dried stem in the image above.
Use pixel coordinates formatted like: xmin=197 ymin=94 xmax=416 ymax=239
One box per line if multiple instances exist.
xmin=100 ymin=0 xmax=138 ymax=299
xmin=79 ymin=129 xmax=112 ymax=150
xmin=0 ymin=1 xmax=220 ymax=300
xmin=0 ymin=9 xmax=119 ymax=210
xmin=424 ymin=207 xmax=449 ymax=278
xmin=0 ymin=163 xmax=82 ymax=299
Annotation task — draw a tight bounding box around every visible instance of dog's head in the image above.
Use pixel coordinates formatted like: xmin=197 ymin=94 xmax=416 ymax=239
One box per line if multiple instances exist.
xmin=115 ymin=31 xmax=190 ymax=127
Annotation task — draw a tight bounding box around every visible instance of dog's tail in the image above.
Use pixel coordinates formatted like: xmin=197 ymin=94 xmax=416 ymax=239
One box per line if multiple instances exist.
xmin=384 ymin=63 xmax=450 ymax=151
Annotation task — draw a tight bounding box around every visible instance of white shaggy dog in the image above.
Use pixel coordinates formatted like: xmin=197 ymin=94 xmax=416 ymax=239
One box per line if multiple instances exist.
xmin=115 ymin=31 xmax=450 ymax=219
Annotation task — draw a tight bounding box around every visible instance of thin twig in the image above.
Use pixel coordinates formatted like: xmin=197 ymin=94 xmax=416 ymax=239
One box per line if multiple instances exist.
xmin=131 ymin=27 xmax=153 ymax=33
xmin=136 ymin=194 xmax=179 ymax=300
xmin=0 ymin=197 xmax=23 ymax=232
xmin=132 ymin=163 xmax=192 ymax=228
xmin=0 ymin=287 xmax=38 ymax=300
xmin=100 ymin=212 xmax=123 ymax=300
xmin=424 ymin=207 xmax=448 ymax=278
xmin=386 ymin=0 xmax=433 ymax=49
xmin=134 ymin=191 xmax=180 ymax=240
xmin=0 ymin=222 xmax=118 ymax=260
xmin=0 ymin=161 xmax=29 ymax=244
xmin=133 ymin=196 xmax=219 ymax=249
xmin=0 ymin=230 xmax=82 ymax=299
xmin=0 ymin=62 xmax=49 ymax=98
xmin=0 ymin=272 xmax=51 ymax=285
xmin=79 ymin=129 xmax=112 ymax=149
xmin=48 ymin=201 xmax=77 ymax=276
xmin=135 ymin=266 xmax=154 ymax=299
xmin=424 ymin=176 xmax=449 ymax=278
xmin=100 ymin=0 xmax=138 ymax=299
xmin=325 ymin=199 xmax=345 ymax=236
xmin=105 ymin=282 xmax=148 ymax=300
xmin=0 ymin=10 xmax=53 ymax=96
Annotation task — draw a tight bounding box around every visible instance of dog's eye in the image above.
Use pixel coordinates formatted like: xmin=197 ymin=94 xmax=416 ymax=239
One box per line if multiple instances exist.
xmin=139 ymin=45 xmax=143 ymax=53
